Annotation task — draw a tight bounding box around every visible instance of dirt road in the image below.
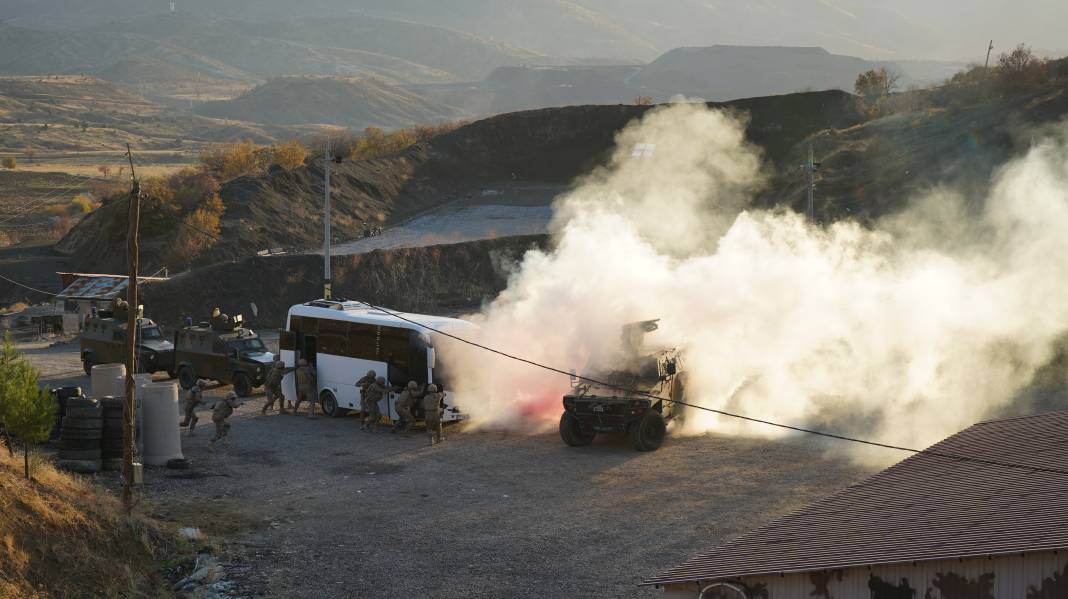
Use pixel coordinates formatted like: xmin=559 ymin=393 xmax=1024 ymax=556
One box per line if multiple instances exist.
xmin=30 ymin=341 xmax=873 ymax=599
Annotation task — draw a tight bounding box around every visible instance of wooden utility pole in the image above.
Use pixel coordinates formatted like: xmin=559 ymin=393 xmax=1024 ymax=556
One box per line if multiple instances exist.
xmin=122 ymin=143 xmax=140 ymax=511
xmin=985 ymin=40 xmax=995 ymax=69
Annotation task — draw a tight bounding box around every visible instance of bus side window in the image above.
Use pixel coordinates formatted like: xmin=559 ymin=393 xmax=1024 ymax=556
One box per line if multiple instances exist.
xmin=318 ymin=319 xmax=348 ymax=356
xmin=279 ymin=330 xmax=295 ymax=351
xmin=346 ymin=323 xmax=378 ymax=360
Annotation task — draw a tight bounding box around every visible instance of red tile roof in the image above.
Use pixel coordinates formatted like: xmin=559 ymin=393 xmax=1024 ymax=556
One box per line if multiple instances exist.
xmin=645 ymin=411 xmax=1068 ymax=586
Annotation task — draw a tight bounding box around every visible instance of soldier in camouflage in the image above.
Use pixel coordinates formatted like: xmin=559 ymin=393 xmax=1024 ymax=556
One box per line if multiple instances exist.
xmin=261 ymin=358 xmax=293 ymax=415
xmin=292 ymin=359 xmax=318 ymax=418
xmin=180 ymin=380 xmax=206 ymax=434
xmin=209 ymin=391 xmax=240 ymax=448
xmin=360 ymin=376 xmax=387 ymax=432
xmin=392 ymin=380 xmax=424 ymax=434
xmin=422 ymin=384 xmax=444 ymax=446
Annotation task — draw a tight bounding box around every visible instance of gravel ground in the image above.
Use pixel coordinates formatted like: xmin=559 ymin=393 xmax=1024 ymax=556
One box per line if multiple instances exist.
xmin=28 ymin=339 xmax=874 ymax=599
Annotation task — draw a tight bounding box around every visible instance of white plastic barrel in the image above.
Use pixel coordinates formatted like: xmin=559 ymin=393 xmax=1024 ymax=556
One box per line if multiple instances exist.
xmin=91 ymin=363 xmax=126 ymax=397
xmin=140 ymin=382 xmax=184 ymax=466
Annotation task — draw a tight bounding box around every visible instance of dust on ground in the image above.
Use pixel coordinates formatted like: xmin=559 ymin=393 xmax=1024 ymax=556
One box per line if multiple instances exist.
xmin=29 ymin=340 xmax=873 ymax=599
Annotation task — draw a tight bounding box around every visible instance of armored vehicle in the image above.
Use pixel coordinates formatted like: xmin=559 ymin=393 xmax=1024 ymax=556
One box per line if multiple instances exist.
xmin=559 ymin=320 xmax=685 ymax=452
xmin=174 ymin=311 xmax=273 ymax=397
xmin=80 ymin=302 xmax=175 ymax=376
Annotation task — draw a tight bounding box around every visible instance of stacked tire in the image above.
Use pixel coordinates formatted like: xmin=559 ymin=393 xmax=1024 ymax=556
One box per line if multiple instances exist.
xmin=100 ymin=397 xmax=127 ymax=471
xmin=58 ymin=398 xmax=103 ymax=473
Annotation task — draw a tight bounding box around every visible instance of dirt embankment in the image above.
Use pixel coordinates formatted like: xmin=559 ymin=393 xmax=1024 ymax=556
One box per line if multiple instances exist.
xmin=0 ymin=450 xmax=188 ymax=598
xmin=57 ymin=89 xmax=864 ymax=273
xmin=140 ymin=235 xmax=548 ymax=328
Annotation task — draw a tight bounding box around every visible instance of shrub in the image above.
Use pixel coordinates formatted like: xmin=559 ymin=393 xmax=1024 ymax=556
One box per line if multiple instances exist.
xmin=1 ymin=156 xmax=15 ymax=169
xmin=270 ymin=139 xmax=307 ymax=171
xmin=0 ymin=333 xmax=56 ymax=478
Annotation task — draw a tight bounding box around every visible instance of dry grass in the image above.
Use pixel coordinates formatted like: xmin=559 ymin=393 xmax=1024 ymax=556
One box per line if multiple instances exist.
xmin=0 ymin=450 xmax=190 ymax=599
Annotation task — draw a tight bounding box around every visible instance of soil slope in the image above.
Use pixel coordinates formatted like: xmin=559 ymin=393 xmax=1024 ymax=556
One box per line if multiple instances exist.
xmin=195 ymin=77 xmax=463 ymax=129
xmin=0 ymin=450 xmax=186 ymax=598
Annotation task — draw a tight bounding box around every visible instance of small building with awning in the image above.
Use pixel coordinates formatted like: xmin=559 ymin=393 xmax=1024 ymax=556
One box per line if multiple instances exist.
xmin=54 ymin=272 xmax=169 ymax=329
xmin=644 ymin=410 xmax=1068 ymax=599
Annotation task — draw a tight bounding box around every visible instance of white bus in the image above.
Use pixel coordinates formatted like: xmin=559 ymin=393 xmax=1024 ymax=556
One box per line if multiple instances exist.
xmin=280 ymin=299 xmax=475 ymax=423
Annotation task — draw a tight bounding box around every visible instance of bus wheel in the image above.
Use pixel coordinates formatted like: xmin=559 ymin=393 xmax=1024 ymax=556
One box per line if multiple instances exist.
xmin=82 ymin=358 xmax=94 ymax=376
xmin=178 ymin=366 xmax=197 ymax=390
xmin=232 ymin=373 xmax=252 ymax=398
xmin=629 ymin=411 xmax=666 ymax=452
xmin=320 ymin=391 xmax=348 ymax=418
xmin=559 ymin=412 xmax=595 ymax=447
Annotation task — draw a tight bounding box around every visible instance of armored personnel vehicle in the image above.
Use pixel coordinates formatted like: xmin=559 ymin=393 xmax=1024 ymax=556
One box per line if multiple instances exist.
xmin=80 ymin=301 xmax=175 ymax=376
xmin=174 ymin=311 xmax=273 ymax=397
xmin=559 ymin=320 xmax=685 ymax=452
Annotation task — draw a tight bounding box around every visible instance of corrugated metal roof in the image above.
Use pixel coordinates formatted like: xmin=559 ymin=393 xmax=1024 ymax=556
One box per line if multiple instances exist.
xmin=56 ymin=275 xmax=129 ymax=300
xmin=644 ymin=411 xmax=1068 ymax=586
xmin=54 ymin=273 xmax=169 ymax=300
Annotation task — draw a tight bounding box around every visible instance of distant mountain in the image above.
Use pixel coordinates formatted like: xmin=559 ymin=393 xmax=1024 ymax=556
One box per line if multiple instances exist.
xmin=195 ymin=77 xmax=463 ymax=129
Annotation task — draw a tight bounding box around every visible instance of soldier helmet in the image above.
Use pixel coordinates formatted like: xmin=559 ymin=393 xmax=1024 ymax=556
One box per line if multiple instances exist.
xmin=407 ymin=381 xmax=418 ymax=390
xmin=375 ymin=376 xmax=386 ymax=385
xmin=298 ymin=358 xmax=308 ymax=366
xmin=366 ymin=369 xmax=376 ymax=378
xmin=225 ymin=391 xmax=238 ymax=401
xmin=195 ymin=379 xmax=206 ymax=388
xmin=427 ymin=384 xmax=438 ymax=393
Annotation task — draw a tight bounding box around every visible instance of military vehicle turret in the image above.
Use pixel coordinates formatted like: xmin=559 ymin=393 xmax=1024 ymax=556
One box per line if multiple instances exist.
xmin=174 ymin=309 xmax=273 ymax=397
xmin=559 ymin=320 xmax=685 ymax=451
xmin=80 ymin=300 xmax=175 ymax=376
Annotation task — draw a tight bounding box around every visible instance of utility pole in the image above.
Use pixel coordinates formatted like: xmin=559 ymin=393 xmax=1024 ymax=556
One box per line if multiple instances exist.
xmin=323 ymin=142 xmax=332 ymax=300
xmin=985 ymin=40 xmax=995 ymax=68
xmin=122 ymin=143 xmax=140 ymax=511
xmin=805 ymin=144 xmax=816 ymax=221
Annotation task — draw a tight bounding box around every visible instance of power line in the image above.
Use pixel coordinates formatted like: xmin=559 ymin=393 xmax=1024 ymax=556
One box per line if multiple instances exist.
xmin=0 ymin=271 xmax=58 ymax=297
xmin=348 ymin=298 xmax=1068 ymax=478
xmin=111 ymin=184 xmax=1068 ymax=477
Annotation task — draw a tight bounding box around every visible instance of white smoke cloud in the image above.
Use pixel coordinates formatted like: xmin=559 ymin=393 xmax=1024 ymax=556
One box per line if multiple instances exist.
xmin=445 ymin=103 xmax=1068 ymax=460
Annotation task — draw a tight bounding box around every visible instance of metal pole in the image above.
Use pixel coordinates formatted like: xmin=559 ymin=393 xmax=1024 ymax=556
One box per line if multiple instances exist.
xmin=985 ymin=40 xmax=994 ymax=69
xmin=323 ymin=143 xmax=332 ymax=300
xmin=806 ymin=144 xmax=814 ymax=221
xmin=122 ymin=143 xmax=140 ymax=511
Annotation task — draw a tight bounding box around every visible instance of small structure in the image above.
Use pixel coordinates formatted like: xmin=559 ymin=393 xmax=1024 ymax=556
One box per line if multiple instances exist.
xmin=645 ymin=411 xmax=1068 ymax=598
xmin=54 ymin=272 xmax=168 ymax=328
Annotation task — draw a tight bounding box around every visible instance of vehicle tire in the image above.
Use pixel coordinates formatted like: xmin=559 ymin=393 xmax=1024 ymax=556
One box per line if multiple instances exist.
xmin=66 ymin=405 xmax=102 ymax=419
xmin=232 ymin=373 xmax=252 ymax=398
xmin=559 ymin=412 xmax=595 ymax=447
xmin=629 ymin=411 xmax=667 ymax=452
xmin=66 ymin=397 xmax=100 ymax=410
xmin=166 ymin=370 xmax=177 ymax=380
xmin=61 ymin=417 xmax=103 ymax=430
xmin=58 ymin=448 xmax=102 ymax=461
xmin=104 ymin=416 xmax=125 ymax=430
xmin=322 ymin=391 xmax=350 ymax=418
xmin=82 ymin=358 xmax=93 ymax=376
xmin=178 ymin=366 xmax=196 ymax=390
xmin=60 ymin=438 xmax=101 ymax=451
xmin=55 ymin=387 xmax=84 ymax=401
xmin=99 ymin=397 xmax=123 ymax=410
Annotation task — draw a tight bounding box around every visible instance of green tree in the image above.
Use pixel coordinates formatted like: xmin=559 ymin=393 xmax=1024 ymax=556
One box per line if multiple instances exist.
xmin=854 ymin=67 xmax=900 ymax=101
xmin=0 ymin=334 xmax=56 ymax=478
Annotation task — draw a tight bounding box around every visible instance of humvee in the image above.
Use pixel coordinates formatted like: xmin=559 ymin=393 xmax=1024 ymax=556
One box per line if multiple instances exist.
xmin=174 ymin=312 xmax=273 ymax=397
xmin=559 ymin=320 xmax=685 ymax=452
xmin=80 ymin=302 xmax=175 ymax=377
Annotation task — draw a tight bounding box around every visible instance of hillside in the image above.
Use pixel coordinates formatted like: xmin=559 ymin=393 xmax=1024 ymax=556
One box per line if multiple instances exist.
xmin=0 ymin=450 xmax=186 ymax=597
xmin=195 ymin=77 xmax=463 ymax=129
xmin=56 ymin=90 xmax=865 ymax=273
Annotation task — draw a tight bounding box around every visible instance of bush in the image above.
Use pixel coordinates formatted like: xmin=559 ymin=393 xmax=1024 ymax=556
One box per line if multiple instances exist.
xmin=270 ymin=139 xmax=307 ymax=171
xmin=68 ymin=195 xmax=98 ymax=216
xmin=200 ymin=140 xmax=259 ymax=181
xmin=169 ymin=197 xmax=222 ymax=267
xmin=1 ymin=156 xmax=15 ymax=169
xmin=0 ymin=333 xmax=56 ymax=478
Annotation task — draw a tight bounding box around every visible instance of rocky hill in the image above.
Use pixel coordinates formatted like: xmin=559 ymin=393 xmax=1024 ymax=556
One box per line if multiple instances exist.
xmin=55 ymin=89 xmax=865 ymax=274
xmin=195 ymin=77 xmax=463 ymax=129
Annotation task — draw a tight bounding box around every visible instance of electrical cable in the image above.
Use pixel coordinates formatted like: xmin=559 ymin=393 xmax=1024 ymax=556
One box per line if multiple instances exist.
xmin=0 ymin=271 xmax=58 ymax=297
xmin=107 ymin=174 xmax=1068 ymax=477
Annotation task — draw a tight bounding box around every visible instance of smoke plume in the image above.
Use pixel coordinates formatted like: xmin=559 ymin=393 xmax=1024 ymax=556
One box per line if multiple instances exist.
xmin=444 ymin=103 xmax=1068 ymax=459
